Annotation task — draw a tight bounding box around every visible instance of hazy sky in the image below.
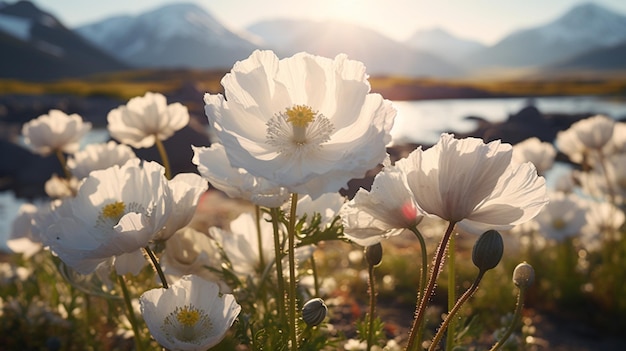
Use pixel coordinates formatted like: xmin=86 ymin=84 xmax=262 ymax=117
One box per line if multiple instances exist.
xmin=24 ymin=0 xmax=626 ymax=45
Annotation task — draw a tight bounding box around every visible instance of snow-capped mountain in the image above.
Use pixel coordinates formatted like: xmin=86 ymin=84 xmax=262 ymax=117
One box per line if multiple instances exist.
xmin=466 ymin=3 xmax=626 ymax=68
xmin=76 ymin=2 xmax=261 ymax=69
xmin=247 ymin=19 xmax=464 ymax=77
xmin=0 ymin=0 xmax=127 ymax=81
xmin=404 ymin=27 xmax=485 ymax=61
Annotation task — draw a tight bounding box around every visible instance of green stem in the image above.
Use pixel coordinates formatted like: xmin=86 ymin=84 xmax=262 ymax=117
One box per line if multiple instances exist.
xmin=409 ymin=226 xmax=428 ymax=350
xmin=270 ymin=207 xmax=287 ymax=327
xmin=287 ymin=193 xmax=299 ymax=350
xmin=255 ymin=205 xmax=266 ymax=270
xmin=406 ymin=221 xmax=457 ymax=351
xmin=154 ymin=137 xmax=171 ymax=179
xmin=366 ymin=262 xmax=377 ymax=351
xmin=55 ymin=149 xmax=72 ymax=180
xmin=144 ymin=246 xmax=169 ymax=289
xmin=430 ymin=271 xmax=485 ymax=351
xmin=118 ymin=275 xmax=145 ymax=351
xmin=446 ymin=234 xmax=456 ymax=351
xmin=310 ymin=253 xmax=320 ymax=298
xmin=489 ymin=288 xmax=527 ymax=351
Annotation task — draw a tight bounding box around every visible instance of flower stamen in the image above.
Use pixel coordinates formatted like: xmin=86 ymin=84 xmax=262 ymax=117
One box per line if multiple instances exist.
xmin=162 ymin=304 xmax=213 ymax=344
xmin=102 ymin=201 xmax=126 ymax=220
xmin=266 ymin=104 xmax=334 ymax=157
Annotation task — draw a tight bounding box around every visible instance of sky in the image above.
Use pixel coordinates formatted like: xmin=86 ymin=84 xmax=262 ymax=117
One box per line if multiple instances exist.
xmin=21 ymin=0 xmax=626 ymax=45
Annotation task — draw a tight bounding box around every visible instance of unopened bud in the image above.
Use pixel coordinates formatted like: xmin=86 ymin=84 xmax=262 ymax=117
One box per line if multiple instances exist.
xmin=513 ymin=262 xmax=535 ymax=289
xmin=302 ymin=298 xmax=327 ymax=327
xmin=365 ymin=243 xmax=383 ymax=267
xmin=472 ymin=230 xmax=504 ymax=272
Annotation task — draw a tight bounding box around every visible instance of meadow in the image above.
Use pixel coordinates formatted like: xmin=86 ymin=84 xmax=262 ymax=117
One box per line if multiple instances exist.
xmin=2 ymin=58 xmax=626 ymax=351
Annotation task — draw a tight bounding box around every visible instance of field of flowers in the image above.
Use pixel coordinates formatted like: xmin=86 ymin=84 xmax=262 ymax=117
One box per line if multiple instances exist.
xmin=2 ymin=50 xmax=626 ymax=351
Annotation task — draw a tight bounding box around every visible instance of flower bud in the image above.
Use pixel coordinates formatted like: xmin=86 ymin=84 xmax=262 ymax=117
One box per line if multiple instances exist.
xmin=472 ymin=230 xmax=504 ymax=272
xmin=302 ymin=298 xmax=327 ymax=327
xmin=365 ymin=243 xmax=383 ymax=267
xmin=513 ymin=262 xmax=535 ymax=289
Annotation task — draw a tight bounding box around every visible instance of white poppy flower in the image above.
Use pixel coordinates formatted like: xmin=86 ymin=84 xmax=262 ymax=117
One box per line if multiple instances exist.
xmin=556 ymin=114 xmax=615 ymax=164
xmin=535 ymin=192 xmax=587 ymax=242
xmin=578 ymin=153 xmax=626 ymax=204
xmin=161 ymin=227 xmax=225 ymax=286
xmin=140 ymin=275 xmax=241 ymax=351
xmin=209 ymin=212 xmax=278 ymax=277
xmin=107 ymin=92 xmax=189 ymax=148
xmin=204 ymin=50 xmax=396 ymax=198
xmin=580 ymin=200 xmax=625 ymax=251
xmin=209 ymin=212 xmax=313 ymax=278
xmin=340 ymin=157 xmax=424 ymax=246
xmin=42 ymin=159 xmax=174 ymax=275
xmin=293 ymin=192 xmax=345 ymax=228
xmin=155 ymin=173 xmax=208 ymax=241
xmin=44 ymin=174 xmax=79 ymax=199
xmin=21 ymin=109 xmax=92 ymax=156
xmin=512 ymin=137 xmax=556 ymax=175
xmin=67 ymin=141 xmax=137 ymax=179
xmin=192 ymin=143 xmax=289 ymax=207
xmin=405 ymin=133 xmax=548 ymax=234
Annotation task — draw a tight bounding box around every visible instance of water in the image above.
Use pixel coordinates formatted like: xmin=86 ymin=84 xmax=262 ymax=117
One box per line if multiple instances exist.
xmin=390 ymin=96 xmax=626 ymax=145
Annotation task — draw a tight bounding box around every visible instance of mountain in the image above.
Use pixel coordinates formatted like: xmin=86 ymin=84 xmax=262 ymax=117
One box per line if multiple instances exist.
xmin=466 ymin=3 xmax=626 ymax=69
xmin=247 ymin=19 xmax=464 ymax=77
xmin=0 ymin=0 xmax=127 ymax=81
xmin=76 ymin=2 xmax=261 ymax=69
xmin=404 ymin=27 xmax=485 ymax=61
xmin=551 ymin=39 xmax=626 ymax=70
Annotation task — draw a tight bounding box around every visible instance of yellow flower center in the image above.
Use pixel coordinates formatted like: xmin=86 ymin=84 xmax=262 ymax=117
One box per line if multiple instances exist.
xmin=162 ymin=304 xmax=213 ymax=344
xmin=102 ymin=201 xmax=126 ymax=220
xmin=285 ymin=105 xmax=316 ymax=128
xmin=552 ymin=218 xmax=566 ymax=230
xmin=176 ymin=306 xmax=200 ymax=327
xmin=266 ymin=104 xmax=334 ymax=155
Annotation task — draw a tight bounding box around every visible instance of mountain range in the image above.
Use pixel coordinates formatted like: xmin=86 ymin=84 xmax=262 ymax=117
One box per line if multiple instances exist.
xmin=1 ymin=1 xmax=625 ymax=81
xmin=0 ymin=0 xmax=126 ymax=80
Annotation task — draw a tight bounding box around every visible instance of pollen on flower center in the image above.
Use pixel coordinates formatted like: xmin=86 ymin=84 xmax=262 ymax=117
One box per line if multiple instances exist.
xmin=266 ymin=104 xmax=334 ymax=156
xmin=176 ymin=306 xmax=200 ymax=326
xmin=162 ymin=304 xmax=213 ymax=344
xmin=552 ymin=218 xmax=566 ymax=229
xmin=102 ymin=201 xmax=126 ymax=220
xmin=285 ymin=105 xmax=315 ymax=127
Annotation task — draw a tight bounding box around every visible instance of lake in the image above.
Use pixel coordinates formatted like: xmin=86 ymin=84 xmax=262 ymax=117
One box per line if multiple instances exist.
xmin=390 ymin=96 xmax=626 ymax=145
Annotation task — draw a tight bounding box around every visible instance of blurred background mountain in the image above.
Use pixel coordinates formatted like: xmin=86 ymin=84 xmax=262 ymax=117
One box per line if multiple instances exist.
xmin=1 ymin=1 xmax=626 ymax=81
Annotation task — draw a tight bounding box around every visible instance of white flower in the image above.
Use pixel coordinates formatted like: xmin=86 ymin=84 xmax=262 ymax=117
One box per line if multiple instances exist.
xmin=44 ymin=174 xmax=79 ymax=199
xmin=577 ymin=153 xmax=626 ymax=204
xmin=204 ymin=50 xmax=395 ymax=198
xmin=192 ymin=143 xmax=289 ymax=207
xmin=580 ymin=200 xmax=625 ymax=251
xmin=67 ymin=141 xmax=136 ymax=179
xmin=293 ymin=192 xmax=345 ymax=228
xmin=534 ymin=192 xmax=587 ymax=242
xmin=209 ymin=212 xmax=278 ymax=277
xmin=604 ymin=122 xmax=626 ymax=156
xmin=107 ymin=92 xmax=189 ymax=148
xmin=340 ymin=157 xmax=424 ymax=246
xmin=140 ymin=275 xmax=241 ymax=351
xmin=209 ymin=212 xmax=313 ymax=278
xmin=42 ymin=159 xmax=174 ymax=275
xmin=512 ymin=137 xmax=556 ymax=175
xmin=155 ymin=173 xmax=208 ymax=241
xmin=405 ymin=133 xmax=548 ymax=234
xmin=556 ymin=114 xmax=615 ymax=164
xmin=21 ymin=109 xmax=91 ymax=156
xmin=161 ymin=227 xmax=224 ymax=286
xmin=344 ymin=338 xmax=367 ymax=350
